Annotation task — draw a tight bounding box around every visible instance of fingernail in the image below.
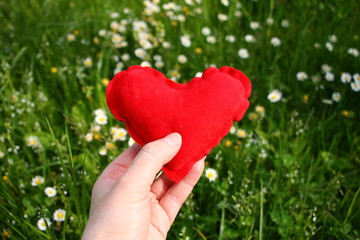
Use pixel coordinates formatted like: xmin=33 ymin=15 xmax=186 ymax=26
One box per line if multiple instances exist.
xmin=163 ymin=133 xmax=182 ymax=146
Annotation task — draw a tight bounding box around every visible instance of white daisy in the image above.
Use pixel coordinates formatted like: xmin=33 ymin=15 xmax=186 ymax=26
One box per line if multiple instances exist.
xmin=31 ymin=176 xmax=44 ymax=186
xmin=229 ymin=126 xmax=236 ymax=134
xmin=206 ymin=36 xmax=216 ymax=44
xmin=321 ymin=64 xmax=332 ymax=73
xmin=94 ymin=109 xmax=105 ymax=116
xmin=270 ymin=37 xmax=281 ymax=47
xmin=201 ymin=27 xmax=211 ymax=36
xmin=347 ymin=48 xmax=359 ymax=57
xmin=225 ymin=35 xmax=236 ymax=43
xmin=44 ymin=187 xmax=57 ymax=197
xmin=245 ymin=34 xmax=256 ymax=43
xmin=155 ymin=61 xmax=164 ymax=68
xmin=128 ymin=137 xmax=136 ymax=147
xmin=98 ymin=29 xmax=107 ymax=37
xmin=110 ymin=21 xmax=119 ymax=31
xmin=177 ymin=55 xmax=188 ymax=64
xmin=205 ymin=168 xmax=218 ymax=182
xmin=140 ymin=61 xmax=152 ymax=67
xmin=250 ymin=21 xmax=260 ymax=30
xmin=162 ymin=41 xmax=171 ymax=49
xmin=266 ymin=17 xmax=274 ymax=25
xmin=234 ymin=10 xmax=242 ymax=18
xmin=351 ymin=80 xmax=360 ymax=92
xmin=134 ymin=48 xmax=147 ymax=59
xmin=325 ymin=42 xmax=333 ymax=51
xmin=255 ymin=105 xmax=265 ymax=115
xmin=236 ymin=129 xmax=247 ymax=138
xmin=110 ymin=12 xmax=120 ymax=18
xmin=53 ymin=209 xmax=66 ymax=222
xmin=267 ymin=89 xmax=282 ymax=102
xmin=180 ymin=35 xmax=191 ymax=47
xmin=221 ymin=0 xmax=229 ymax=6
xmin=99 ymin=147 xmax=107 ymax=156
xmin=218 ymin=13 xmax=228 ymax=22
xmin=328 ymin=35 xmax=337 ymax=43
xmin=113 ymin=128 xmax=128 ymax=141
xmin=84 ymin=133 xmax=93 ymax=142
xmin=95 ymin=115 xmax=108 ymax=125
xmin=92 ymin=125 xmax=101 ymax=132
xmin=296 ymin=72 xmax=308 ymax=81
xmin=331 ymin=92 xmax=341 ymax=102
xmin=341 ymin=73 xmax=352 ymax=84
xmin=281 ymin=19 xmax=290 ymax=28
xmin=0 ymin=151 xmax=4 ymax=158
xmin=121 ymin=53 xmax=130 ymax=62
xmin=238 ymin=48 xmax=249 ymax=59
xmin=325 ymin=72 xmax=335 ymax=82
xmin=353 ymin=73 xmax=360 ymax=82
xmin=195 ymin=72 xmax=203 ymax=77
xmin=37 ymin=218 xmax=51 ymax=231
xmin=83 ymin=57 xmax=93 ymax=68
xmin=26 ymin=136 xmax=40 ymax=148
xmin=111 ymin=33 xmax=122 ymax=44
xmin=153 ymin=55 xmax=162 ymax=61
xmin=66 ymin=33 xmax=76 ymax=42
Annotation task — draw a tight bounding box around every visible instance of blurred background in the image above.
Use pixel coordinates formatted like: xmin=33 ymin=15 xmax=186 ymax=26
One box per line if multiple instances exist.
xmin=0 ymin=0 xmax=359 ymax=239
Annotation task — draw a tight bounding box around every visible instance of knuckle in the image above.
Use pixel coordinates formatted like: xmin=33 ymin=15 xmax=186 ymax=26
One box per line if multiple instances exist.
xmin=141 ymin=142 xmax=160 ymax=162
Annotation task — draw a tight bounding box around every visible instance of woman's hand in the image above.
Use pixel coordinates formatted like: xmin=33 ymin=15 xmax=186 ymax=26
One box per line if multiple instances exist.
xmin=82 ymin=133 xmax=205 ymax=240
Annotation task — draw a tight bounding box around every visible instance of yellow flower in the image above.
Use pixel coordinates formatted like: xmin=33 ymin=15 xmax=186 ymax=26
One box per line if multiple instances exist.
xmin=341 ymin=110 xmax=354 ymax=118
xmin=51 ymin=67 xmax=58 ymax=73
xmin=248 ymin=112 xmax=259 ymax=120
xmin=225 ymin=139 xmax=232 ymax=147
xmin=236 ymin=129 xmax=247 ymax=138
xmin=93 ymin=133 xmax=101 ymax=140
xmin=73 ymin=29 xmax=79 ymax=35
xmin=172 ymin=71 xmax=180 ymax=78
xmin=303 ymin=95 xmax=309 ymax=104
xmin=2 ymin=175 xmax=9 ymax=181
xmin=93 ymin=37 xmax=99 ymax=44
xmin=106 ymin=142 xmax=116 ymax=150
xmin=102 ymin=78 xmax=109 ymax=86
xmin=255 ymin=105 xmax=265 ymax=114
xmin=195 ymin=48 xmax=203 ymax=54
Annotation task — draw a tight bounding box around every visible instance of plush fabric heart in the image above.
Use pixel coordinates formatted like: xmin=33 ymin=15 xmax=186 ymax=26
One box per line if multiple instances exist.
xmin=106 ymin=65 xmax=251 ymax=182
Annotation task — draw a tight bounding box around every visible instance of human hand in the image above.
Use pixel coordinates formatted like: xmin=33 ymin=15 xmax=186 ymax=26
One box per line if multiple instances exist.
xmin=82 ymin=133 xmax=205 ymax=240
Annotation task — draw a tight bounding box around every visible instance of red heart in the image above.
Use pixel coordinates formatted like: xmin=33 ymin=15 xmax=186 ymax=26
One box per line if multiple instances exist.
xmin=106 ymin=65 xmax=251 ymax=182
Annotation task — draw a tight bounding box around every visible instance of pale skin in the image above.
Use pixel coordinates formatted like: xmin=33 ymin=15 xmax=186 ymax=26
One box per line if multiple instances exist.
xmin=82 ymin=133 xmax=205 ymax=240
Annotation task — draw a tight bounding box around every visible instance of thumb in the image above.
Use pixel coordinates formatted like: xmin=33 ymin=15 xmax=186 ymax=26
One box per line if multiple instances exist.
xmin=116 ymin=133 xmax=182 ymax=190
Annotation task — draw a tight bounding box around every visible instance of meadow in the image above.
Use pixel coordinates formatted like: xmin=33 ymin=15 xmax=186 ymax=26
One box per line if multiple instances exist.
xmin=0 ymin=0 xmax=359 ymax=239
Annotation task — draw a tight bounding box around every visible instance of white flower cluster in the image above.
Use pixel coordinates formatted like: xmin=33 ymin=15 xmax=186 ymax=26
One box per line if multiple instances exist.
xmin=37 ymin=209 xmax=66 ymax=231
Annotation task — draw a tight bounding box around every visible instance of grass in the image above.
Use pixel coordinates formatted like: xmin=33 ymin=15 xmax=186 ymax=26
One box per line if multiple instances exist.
xmin=0 ymin=0 xmax=359 ymax=239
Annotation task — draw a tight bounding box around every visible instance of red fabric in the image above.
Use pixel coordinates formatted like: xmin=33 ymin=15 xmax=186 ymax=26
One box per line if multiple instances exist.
xmin=106 ymin=65 xmax=251 ymax=182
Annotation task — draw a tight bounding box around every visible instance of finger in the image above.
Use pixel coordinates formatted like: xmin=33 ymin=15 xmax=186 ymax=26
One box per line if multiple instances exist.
xmin=150 ymin=173 xmax=174 ymax=200
xmin=117 ymin=133 xmax=182 ymax=191
xmin=159 ymin=157 xmax=205 ymax=224
xmin=99 ymin=143 xmax=142 ymax=182
xmin=92 ymin=143 xmax=142 ymax=203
